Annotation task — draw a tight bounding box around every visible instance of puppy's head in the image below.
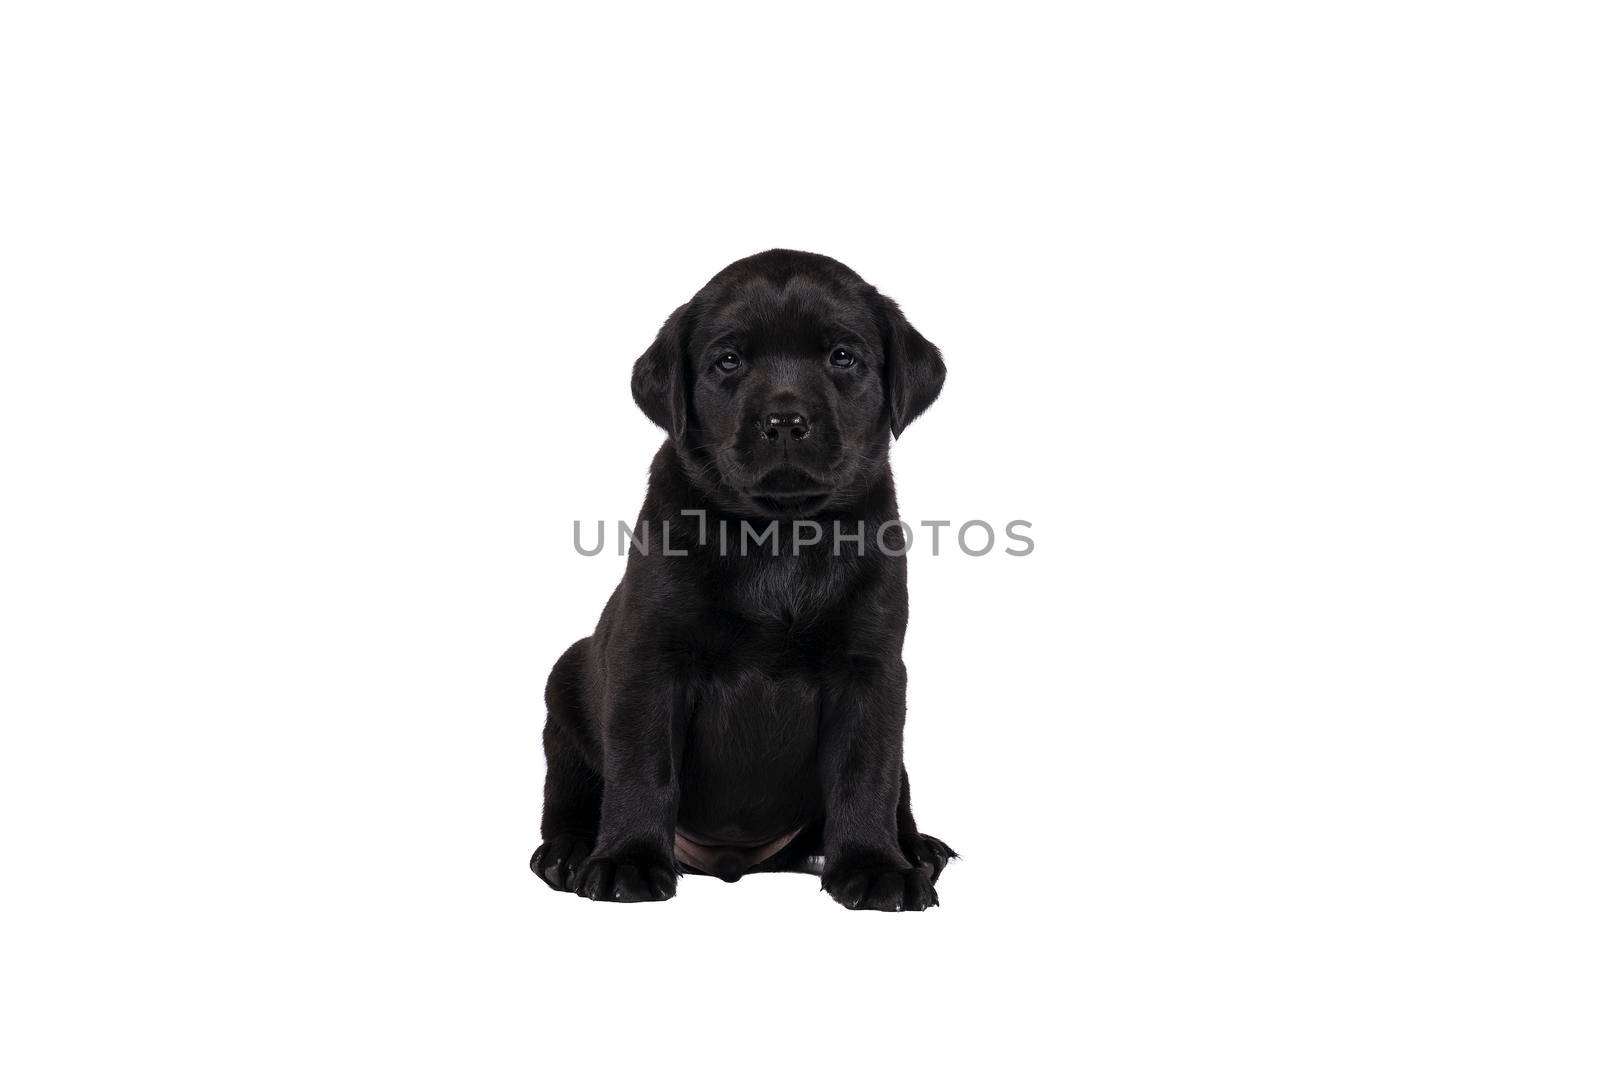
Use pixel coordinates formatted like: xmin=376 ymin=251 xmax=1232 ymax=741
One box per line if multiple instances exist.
xmin=632 ymin=250 xmax=945 ymax=517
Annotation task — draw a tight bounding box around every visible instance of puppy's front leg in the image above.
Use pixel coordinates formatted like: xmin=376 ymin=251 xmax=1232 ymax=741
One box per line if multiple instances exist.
xmin=573 ymin=675 xmax=683 ymax=903
xmin=819 ymin=659 xmax=938 ymax=912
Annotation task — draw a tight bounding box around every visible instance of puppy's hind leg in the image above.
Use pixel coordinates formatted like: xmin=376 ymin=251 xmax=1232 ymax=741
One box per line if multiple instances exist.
xmin=530 ymin=640 xmax=601 ymax=893
xmin=897 ymin=766 xmax=957 ymax=884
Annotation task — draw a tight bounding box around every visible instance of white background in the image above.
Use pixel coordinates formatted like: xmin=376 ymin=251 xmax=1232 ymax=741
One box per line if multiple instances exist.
xmin=3 ymin=2 xmax=1596 ymax=1063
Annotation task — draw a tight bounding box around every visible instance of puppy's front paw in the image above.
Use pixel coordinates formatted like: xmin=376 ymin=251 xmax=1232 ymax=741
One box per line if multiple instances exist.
xmin=902 ymin=832 xmax=958 ymax=883
xmin=823 ymin=856 xmax=938 ymax=912
xmin=574 ymin=852 xmax=677 ymax=903
xmin=531 ymin=834 xmax=592 ymax=893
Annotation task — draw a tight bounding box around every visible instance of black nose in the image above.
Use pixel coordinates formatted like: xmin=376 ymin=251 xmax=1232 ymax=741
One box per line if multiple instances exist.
xmin=761 ymin=411 xmax=810 ymax=441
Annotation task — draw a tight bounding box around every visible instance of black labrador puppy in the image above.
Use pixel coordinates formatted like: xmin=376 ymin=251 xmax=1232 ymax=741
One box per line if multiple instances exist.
xmin=531 ymin=249 xmax=954 ymax=910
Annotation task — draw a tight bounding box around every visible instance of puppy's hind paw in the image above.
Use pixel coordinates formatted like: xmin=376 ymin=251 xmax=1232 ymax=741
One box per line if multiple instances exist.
xmin=530 ymin=834 xmax=592 ymax=893
xmin=823 ymin=858 xmax=938 ymax=912
xmin=902 ymin=832 xmax=958 ymax=883
xmin=574 ymin=854 xmax=677 ymax=903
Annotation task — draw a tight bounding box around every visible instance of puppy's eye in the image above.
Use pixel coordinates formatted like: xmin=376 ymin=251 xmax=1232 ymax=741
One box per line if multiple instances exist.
xmin=715 ymin=351 xmax=742 ymax=372
xmin=829 ymin=347 xmax=857 ymax=368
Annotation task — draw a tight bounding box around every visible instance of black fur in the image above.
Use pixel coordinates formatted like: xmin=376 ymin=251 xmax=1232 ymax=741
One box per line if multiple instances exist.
xmin=531 ymin=250 xmax=954 ymax=910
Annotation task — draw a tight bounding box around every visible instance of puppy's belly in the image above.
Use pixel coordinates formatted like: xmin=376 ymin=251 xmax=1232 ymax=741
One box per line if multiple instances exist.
xmin=673 ymin=825 xmax=805 ymax=882
xmin=676 ymin=672 xmax=821 ymax=865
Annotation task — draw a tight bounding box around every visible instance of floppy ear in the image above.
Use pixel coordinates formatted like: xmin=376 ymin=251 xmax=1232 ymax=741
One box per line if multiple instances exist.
xmin=630 ymin=302 xmax=692 ymax=439
xmin=878 ymin=293 xmax=947 ymax=437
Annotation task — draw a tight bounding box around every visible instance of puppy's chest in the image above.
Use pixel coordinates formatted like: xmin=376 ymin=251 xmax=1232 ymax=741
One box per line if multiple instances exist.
xmin=724 ymin=552 xmax=853 ymax=630
xmin=686 ymin=556 xmax=853 ymax=720
xmin=691 ymin=669 xmax=819 ymax=744
xmin=686 ymin=552 xmax=867 ymax=712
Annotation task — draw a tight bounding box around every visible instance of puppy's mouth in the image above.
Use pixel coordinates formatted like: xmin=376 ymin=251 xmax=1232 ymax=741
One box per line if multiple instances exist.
xmin=745 ymin=469 xmax=833 ymax=516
